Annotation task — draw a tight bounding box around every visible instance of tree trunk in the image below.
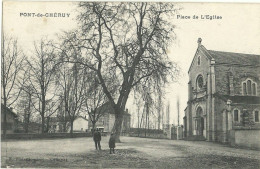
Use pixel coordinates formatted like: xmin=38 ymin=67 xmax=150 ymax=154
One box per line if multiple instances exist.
xmin=25 ymin=114 xmax=29 ymax=133
xmin=26 ymin=96 xmax=32 ymax=133
xmin=63 ymin=121 xmax=67 ymax=132
xmin=145 ymin=112 xmax=147 ymax=138
xmin=46 ymin=117 xmax=50 ymax=133
xmin=25 ymin=123 xmax=29 ymax=133
xmin=41 ymin=115 xmax=45 ymax=133
xmin=2 ymin=45 xmax=7 ymax=138
xmin=113 ymin=112 xmax=124 ymax=143
xmin=70 ymin=120 xmax=74 ymax=138
xmin=3 ymin=98 xmax=7 ymax=138
xmin=92 ymin=122 xmax=96 ymax=135
xmin=41 ymin=95 xmax=46 ymax=133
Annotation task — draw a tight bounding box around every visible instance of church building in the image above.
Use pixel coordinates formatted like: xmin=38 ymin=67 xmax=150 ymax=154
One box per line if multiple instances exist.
xmin=183 ymin=38 xmax=260 ymax=148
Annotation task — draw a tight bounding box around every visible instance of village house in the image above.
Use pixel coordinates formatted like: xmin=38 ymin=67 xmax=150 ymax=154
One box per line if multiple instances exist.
xmin=68 ymin=116 xmax=88 ymax=133
xmin=183 ymin=38 xmax=260 ymax=148
xmin=88 ymin=102 xmax=131 ymax=133
xmin=1 ymin=104 xmax=18 ymax=134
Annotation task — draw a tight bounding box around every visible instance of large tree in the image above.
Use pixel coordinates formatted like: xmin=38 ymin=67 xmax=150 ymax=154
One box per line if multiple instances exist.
xmin=69 ymin=2 xmax=179 ymax=141
xmin=1 ymin=35 xmax=25 ymax=136
xmin=55 ymin=32 xmax=88 ymax=137
xmin=26 ymin=39 xmax=57 ymax=133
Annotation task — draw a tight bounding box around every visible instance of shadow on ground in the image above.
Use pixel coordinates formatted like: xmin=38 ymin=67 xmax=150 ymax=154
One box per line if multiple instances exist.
xmin=2 ymin=149 xmax=153 ymax=168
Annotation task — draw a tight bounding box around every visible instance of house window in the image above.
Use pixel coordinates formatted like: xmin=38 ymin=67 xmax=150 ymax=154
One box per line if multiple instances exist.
xmin=197 ymin=75 xmax=203 ymax=89
xmin=198 ymin=56 xmax=201 ymax=65
xmin=233 ymin=109 xmax=239 ymax=122
xmin=242 ymin=79 xmax=257 ymax=96
xmin=254 ymin=110 xmax=259 ymax=122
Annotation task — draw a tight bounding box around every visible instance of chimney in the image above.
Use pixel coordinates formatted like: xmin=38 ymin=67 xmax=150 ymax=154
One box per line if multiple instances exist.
xmin=197 ymin=38 xmax=202 ymax=46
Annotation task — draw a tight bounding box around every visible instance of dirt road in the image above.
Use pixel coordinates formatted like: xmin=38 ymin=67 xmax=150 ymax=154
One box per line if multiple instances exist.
xmin=2 ymin=136 xmax=260 ymax=168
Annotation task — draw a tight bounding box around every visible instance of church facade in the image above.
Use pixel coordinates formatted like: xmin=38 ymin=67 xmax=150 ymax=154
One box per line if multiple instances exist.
xmin=183 ymin=38 xmax=260 ymax=148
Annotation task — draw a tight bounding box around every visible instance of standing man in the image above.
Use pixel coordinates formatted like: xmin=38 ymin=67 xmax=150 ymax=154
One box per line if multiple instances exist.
xmin=93 ymin=128 xmax=102 ymax=150
xmin=109 ymin=133 xmax=116 ymax=154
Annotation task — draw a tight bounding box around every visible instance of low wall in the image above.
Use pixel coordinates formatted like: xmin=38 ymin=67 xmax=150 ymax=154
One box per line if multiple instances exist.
xmin=128 ymin=132 xmax=168 ymax=139
xmin=2 ymin=132 xmax=94 ymax=140
xmin=230 ymin=129 xmax=260 ymax=149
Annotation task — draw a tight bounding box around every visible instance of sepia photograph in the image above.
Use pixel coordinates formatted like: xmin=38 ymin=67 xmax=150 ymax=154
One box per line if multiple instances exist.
xmin=1 ymin=1 xmax=260 ymax=168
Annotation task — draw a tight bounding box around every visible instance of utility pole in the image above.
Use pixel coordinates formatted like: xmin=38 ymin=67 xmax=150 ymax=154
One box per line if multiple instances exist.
xmin=177 ymin=96 xmax=180 ymax=126
xmin=166 ymin=101 xmax=170 ymax=126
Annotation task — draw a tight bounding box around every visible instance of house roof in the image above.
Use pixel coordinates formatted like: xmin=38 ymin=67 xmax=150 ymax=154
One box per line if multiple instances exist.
xmin=95 ymin=102 xmax=131 ymax=115
xmin=208 ymin=50 xmax=260 ymax=66
xmin=1 ymin=104 xmax=18 ymax=117
xmin=75 ymin=116 xmax=88 ymax=121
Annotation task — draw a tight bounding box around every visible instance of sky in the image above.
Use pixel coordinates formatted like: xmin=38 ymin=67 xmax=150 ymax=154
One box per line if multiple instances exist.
xmin=3 ymin=2 xmax=260 ymax=126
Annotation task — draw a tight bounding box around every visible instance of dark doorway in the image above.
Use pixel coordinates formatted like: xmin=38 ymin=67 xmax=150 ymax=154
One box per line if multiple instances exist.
xmin=200 ymin=117 xmax=204 ymax=136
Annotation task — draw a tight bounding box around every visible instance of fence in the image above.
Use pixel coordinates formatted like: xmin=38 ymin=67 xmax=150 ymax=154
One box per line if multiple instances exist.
xmin=2 ymin=132 xmax=95 ymax=140
xmin=128 ymin=128 xmax=168 ymax=139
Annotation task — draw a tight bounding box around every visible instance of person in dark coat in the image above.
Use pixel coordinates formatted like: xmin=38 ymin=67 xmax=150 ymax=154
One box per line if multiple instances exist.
xmin=93 ymin=128 xmax=102 ymax=150
xmin=109 ymin=133 xmax=116 ymax=154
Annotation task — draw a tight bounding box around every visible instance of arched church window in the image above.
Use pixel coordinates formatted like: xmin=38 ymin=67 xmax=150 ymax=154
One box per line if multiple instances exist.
xmin=247 ymin=80 xmax=252 ymax=95
xmin=197 ymin=75 xmax=203 ymax=89
xmin=196 ymin=106 xmax=203 ymax=116
xmin=243 ymin=83 xmax=247 ymax=95
xmin=242 ymin=79 xmax=257 ymax=96
xmin=198 ymin=56 xmax=201 ymax=65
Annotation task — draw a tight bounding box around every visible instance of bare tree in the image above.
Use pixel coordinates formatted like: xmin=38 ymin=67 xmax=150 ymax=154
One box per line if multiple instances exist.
xmin=66 ymin=2 xmax=179 ymax=142
xmin=153 ymin=79 xmax=165 ymax=130
xmin=17 ymin=83 xmax=35 ymax=133
xmin=84 ymin=74 xmax=107 ymax=132
xmin=26 ymin=38 xmax=57 ymax=133
xmin=55 ymin=33 xmax=88 ymax=137
xmin=56 ymin=63 xmax=86 ymax=136
xmin=1 ymin=34 xmax=25 ymax=137
xmin=55 ymin=96 xmax=69 ymax=132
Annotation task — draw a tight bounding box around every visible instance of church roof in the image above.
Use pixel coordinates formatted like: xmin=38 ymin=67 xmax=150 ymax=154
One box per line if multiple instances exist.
xmin=189 ymin=38 xmax=260 ymax=73
xmin=208 ymin=50 xmax=260 ymax=66
xmin=215 ymin=94 xmax=260 ymax=105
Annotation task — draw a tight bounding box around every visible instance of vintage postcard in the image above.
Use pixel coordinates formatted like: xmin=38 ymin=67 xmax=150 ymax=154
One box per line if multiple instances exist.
xmin=1 ymin=1 xmax=260 ymax=168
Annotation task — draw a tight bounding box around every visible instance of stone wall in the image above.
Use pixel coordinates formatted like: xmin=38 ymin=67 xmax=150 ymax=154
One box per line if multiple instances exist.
xmin=230 ymin=129 xmax=260 ymax=149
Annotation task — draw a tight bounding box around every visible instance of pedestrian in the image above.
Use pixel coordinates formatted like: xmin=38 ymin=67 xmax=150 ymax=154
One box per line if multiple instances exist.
xmin=109 ymin=133 xmax=116 ymax=154
xmin=93 ymin=128 xmax=102 ymax=150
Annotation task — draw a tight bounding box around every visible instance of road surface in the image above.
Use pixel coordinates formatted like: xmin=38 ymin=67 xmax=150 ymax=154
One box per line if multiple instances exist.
xmin=1 ymin=136 xmax=260 ymax=168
